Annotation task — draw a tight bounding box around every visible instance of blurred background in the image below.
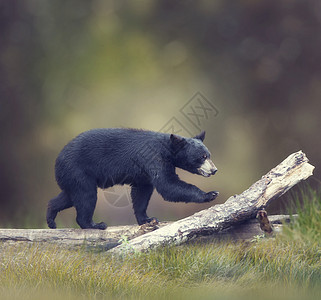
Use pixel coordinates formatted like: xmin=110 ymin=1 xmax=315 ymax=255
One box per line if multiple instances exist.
xmin=1 ymin=0 xmax=320 ymax=228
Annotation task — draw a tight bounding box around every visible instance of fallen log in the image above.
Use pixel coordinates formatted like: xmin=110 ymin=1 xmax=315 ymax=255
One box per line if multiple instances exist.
xmin=0 ymin=224 xmax=159 ymax=250
xmin=0 ymin=215 xmax=294 ymax=249
xmin=110 ymin=150 xmax=314 ymax=254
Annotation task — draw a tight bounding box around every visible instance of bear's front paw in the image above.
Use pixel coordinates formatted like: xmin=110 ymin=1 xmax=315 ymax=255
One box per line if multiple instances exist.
xmin=203 ymin=191 xmax=219 ymax=202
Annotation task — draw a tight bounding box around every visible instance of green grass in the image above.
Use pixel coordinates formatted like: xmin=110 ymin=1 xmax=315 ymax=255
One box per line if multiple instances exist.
xmin=284 ymin=187 xmax=321 ymax=243
xmin=1 ymin=188 xmax=321 ymax=300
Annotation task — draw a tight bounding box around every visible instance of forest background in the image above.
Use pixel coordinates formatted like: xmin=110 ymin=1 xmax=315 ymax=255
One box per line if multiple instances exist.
xmin=1 ymin=0 xmax=321 ymax=228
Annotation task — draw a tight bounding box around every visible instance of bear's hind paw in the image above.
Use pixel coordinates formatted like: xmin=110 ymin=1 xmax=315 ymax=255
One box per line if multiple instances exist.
xmin=92 ymin=222 xmax=107 ymax=230
xmin=47 ymin=220 xmax=57 ymax=229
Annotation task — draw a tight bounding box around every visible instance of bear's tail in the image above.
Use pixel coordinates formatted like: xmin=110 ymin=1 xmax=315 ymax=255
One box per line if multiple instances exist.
xmin=46 ymin=191 xmax=73 ymax=229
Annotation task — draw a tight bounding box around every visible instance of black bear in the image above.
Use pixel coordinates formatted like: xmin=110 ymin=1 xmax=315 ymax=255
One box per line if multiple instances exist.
xmin=47 ymin=128 xmax=218 ymax=230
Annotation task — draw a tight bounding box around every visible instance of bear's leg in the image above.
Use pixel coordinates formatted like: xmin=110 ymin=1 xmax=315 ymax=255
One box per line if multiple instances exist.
xmin=154 ymin=175 xmax=219 ymax=203
xmin=131 ymin=184 xmax=155 ymax=225
xmin=71 ymin=188 xmax=107 ymax=230
xmin=47 ymin=191 xmax=73 ymax=229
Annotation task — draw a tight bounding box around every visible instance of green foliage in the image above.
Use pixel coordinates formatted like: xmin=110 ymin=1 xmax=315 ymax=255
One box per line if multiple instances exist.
xmin=283 ymin=187 xmax=321 ymax=244
xmin=1 ymin=188 xmax=321 ymax=300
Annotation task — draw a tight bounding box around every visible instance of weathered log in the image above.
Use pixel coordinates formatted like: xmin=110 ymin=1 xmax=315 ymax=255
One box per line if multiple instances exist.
xmin=0 ymin=222 xmax=167 ymax=250
xmin=110 ymin=150 xmax=314 ymax=254
xmin=187 ymin=214 xmax=295 ymax=242
xmin=0 ymin=215 xmax=293 ymax=249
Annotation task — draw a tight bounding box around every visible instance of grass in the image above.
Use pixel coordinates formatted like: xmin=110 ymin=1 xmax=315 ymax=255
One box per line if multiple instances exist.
xmin=1 ymin=188 xmax=321 ymax=300
xmin=284 ymin=187 xmax=321 ymax=244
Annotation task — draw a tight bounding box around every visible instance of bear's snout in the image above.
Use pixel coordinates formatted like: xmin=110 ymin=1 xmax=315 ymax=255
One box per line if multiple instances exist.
xmin=198 ymin=159 xmax=217 ymax=177
xmin=211 ymin=168 xmax=217 ymax=175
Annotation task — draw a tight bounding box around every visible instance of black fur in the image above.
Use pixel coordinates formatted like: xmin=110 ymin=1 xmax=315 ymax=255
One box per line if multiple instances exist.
xmin=47 ymin=128 xmax=218 ymax=229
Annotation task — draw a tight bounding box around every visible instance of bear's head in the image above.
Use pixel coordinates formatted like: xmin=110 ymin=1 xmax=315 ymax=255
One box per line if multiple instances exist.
xmin=170 ymin=131 xmax=217 ymax=177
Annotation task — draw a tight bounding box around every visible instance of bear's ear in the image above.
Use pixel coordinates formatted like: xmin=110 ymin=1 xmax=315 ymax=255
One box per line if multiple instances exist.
xmin=170 ymin=134 xmax=187 ymax=149
xmin=194 ymin=131 xmax=206 ymax=141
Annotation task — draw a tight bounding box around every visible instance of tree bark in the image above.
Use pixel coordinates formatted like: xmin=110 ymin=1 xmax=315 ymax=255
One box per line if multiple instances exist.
xmin=110 ymin=150 xmax=314 ymax=254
